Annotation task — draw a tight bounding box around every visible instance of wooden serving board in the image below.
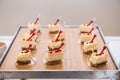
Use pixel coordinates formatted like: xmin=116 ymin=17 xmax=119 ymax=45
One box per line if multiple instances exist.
xmin=0 ymin=26 xmax=117 ymax=70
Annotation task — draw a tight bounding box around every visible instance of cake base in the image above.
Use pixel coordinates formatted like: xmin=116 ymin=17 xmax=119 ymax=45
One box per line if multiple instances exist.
xmin=81 ymin=42 xmax=84 ymax=45
xmin=80 ymin=32 xmax=88 ymax=34
xmin=59 ymin=38 xmax=65 ymax=41
xmin=90 ymin=61 xmax=107 ymax=68
xmin=45 ymin=60 xmax=62 ymax=65
xmin=16 ymin=60 xmax=31 ymax=65
xmin=48 ymin=47 xmax=62 ymax=51
xmin=37 ymin=30 xmax=41 ymax=33
xmin=30 ymin=30 xmax=41 ymax=34
xmin=49 ymin=31 xmax=59 ymax=34
xmin=22 ymin=46 xmax=36 ymax=51
xmin=84 ymin=49 xmax=97 ymax=55
xmin=37 ymin=30 xmax=41 ymax=36
xmin=48 ymin=46 xmax=55 ymax=51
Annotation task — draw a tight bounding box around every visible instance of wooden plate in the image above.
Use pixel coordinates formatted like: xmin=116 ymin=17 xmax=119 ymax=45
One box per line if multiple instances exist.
xmin=0 ymin=26 xmax=117 ymax=70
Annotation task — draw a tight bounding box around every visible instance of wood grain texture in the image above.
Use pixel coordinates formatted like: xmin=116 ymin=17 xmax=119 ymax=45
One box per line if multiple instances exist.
xmin=0 ymin=27 xmax=117 ymax=70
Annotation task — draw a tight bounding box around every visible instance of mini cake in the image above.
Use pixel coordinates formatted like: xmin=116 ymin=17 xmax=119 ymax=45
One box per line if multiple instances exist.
xmin=17 ymin=48 xmax=32 ymax=65
xmin=45 ymin=49 xmax=63 ymax=65
xmin=20 ymin=33 xmax=37 ymax=51
xmin=23 ymin=32 xmax=38 ymax=42
xmin=54 ymin=30 xmax=65 ymax=41
xmin=28 ymin=18 xmax=41 ymax=34
xmin=80 ymin=24 xmax=92 ymax=33
xmin=80 ymin=28 xmax=94 ymax=44
xmin=83 ymin=35 xmax=98 ymax=54
xmin=48 ymin=19 xmax=60 ymax=33
xmin=89 ymin=46 xmax=108 ymax=67
xmin=48 ymin=40 xmax=64 ymax=51
xmin=80 ymin=18 xmax=95 ymax=33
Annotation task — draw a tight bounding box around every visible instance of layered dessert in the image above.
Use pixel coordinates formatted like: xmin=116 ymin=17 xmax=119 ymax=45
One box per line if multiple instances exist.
xmin=80 ymin=24 xmax=92 ymax=33
xmin=17 ymin=45 xmax=32 ymax=65
xmin=80 ymin=28 xmax=94 ymax=44
xmin=20 ymin=33 xmax=37 ymax=51
xmin=28 ymin=18 xmax=41 ymax=34
xmin=83 ymin=35 xmax=98 ymax=54
xmin=80 ymin=18 xmax=95 ymax=33
xmin=45 ymin=49 xmax=63 ymax=65
xmin=89 ymin=46 xmax=108 ymax=67
xmin=48 ymin=40 xmax=64 ymax=51
xmin=54 ymin=30 xmax=65 ymax=41
xmin=23 ymin=32 xmax=38 ymax=42
xmin=48 ymin=19 xmax=60 ymax=33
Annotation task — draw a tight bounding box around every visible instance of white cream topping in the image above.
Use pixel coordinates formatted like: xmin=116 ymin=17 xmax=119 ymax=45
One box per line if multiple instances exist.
xmin=20 ymin=40 xmax=36 ymax=48
xmin=48 ymin=24 xmax=60 ymax=32
xmin=80 ymin=34 xmax=93 ymax=42
xmin=54 ymin=31 xmax=65 ymax=41
xmin=48 ymin=41 xmax=62 ymax=49
xmin=17 ymin=50 xmax=32 ymax=61
xmin=83 ymin=42 xmax=98 ymax=52
xmin=80 ymin=24 xmax=92 ymax=33
xmin=46 ymin=51 xmax=63 ymax=62
xmin=28 ymin=23 xmax=40 ymax=32
xmin=23 ymin=33 xmax=38 ymax=41
xmin=90 ymin=52 xmax=108 ymax=64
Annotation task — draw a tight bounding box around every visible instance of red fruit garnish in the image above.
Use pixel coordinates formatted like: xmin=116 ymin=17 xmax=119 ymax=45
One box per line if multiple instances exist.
xmin=87 ymin=20 xmax=93 ymax=26
xmin=96 ymin=45 xmax=107 ymax=56
xmin=25 ymin=44 xmax=32 ymax=53
xmin=49 ymin=49 xmax=62 ymax=54
xmin=30 ymin=29 xmax=36 ymax=34
xmin=87 ymin=28 xmax=94 ymax=35
xmin=34 ymin=18 xmax=39 ymax=24
xmin=55 ymin=30 xmax=63 ymax=42
xmin=22 ymin=44 xmax=32 ymax=53
xmin=90 ymin=34 xmax=96 ymax=43
xmin=54 ymin=19 xmax=60 ymax=25
xmin=56 ymin=42 xmax=64 ymax=50
xmin=87 ymin=18 xmax=96 ymax=26
xmin=48 ymin=42 xmax=64 ymax=53
xmin=55 ymin=49 xmax=62 ymax=53
xmin=27 ymin=33 xmax=35 ymax=41
xmin=49 ymin=51 xmax=53 ymax=54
